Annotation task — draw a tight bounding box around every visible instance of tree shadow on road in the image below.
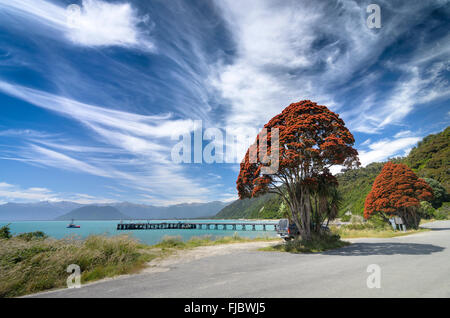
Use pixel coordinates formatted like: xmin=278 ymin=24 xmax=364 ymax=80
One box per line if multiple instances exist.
xmin=323 ymin=242 xmax=445 ymax=256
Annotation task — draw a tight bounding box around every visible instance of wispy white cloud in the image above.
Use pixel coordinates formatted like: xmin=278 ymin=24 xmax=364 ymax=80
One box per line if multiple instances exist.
xmin=358 ymin=136 xmax=421 ymax=166
xmin=0 ymin=0 xmax=154 ymax=50
xmin=0 ymin=182 xmax=56 ymax=201
xmin=0 ymin=181 xmax=116 ymax=203
xmin=0 ymin=80 xmax=215 ymax=205
xmin=394 ymin=130 xmax=413 ymax=138
xmin=349 ymin=62 xmax=450 ymax=134
xmin=0 ymin=80 xmax=194 ymax=140
xmin=28 ymin=144 xmax=114 ymax=178
xmin=211 ymin=0 xmax=450 ymax=139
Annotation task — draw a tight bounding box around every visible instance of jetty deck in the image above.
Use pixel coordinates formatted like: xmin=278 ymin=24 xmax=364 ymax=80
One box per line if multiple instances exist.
xmin=117 ymin=221 xmax=278 ymax=231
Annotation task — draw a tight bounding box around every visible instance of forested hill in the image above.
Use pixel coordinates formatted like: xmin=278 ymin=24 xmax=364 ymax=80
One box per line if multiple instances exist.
xmin=405 ymin=126 xmax=449 ymax=192
xmin=215 ymin=126 xmax=449 ymax=219
xmin=214 ymin=192 xmax=282 ymax=219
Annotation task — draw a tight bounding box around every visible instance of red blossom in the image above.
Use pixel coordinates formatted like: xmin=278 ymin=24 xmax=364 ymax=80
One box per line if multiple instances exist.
xmin=237 ymin=100 xmax=360 ymax=199
xmin=364 ymin=162 xmax=434 ymax=219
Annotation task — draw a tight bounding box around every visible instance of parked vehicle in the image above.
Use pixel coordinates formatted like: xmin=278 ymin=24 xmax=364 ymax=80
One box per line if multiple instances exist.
xmin=277 ymin=218 xmax=330 ymax=241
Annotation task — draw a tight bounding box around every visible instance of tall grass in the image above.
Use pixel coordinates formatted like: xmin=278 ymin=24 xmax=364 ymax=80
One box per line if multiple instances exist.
xmin=331 ymin=218 xmax=429 ymax=238
xmin=154 ymin=233 xmax=278 ymax=250
xmin=0 ymin=235 xmax=157 ymax=298
xmin=0 ymin=232 xmax=279 ymax=297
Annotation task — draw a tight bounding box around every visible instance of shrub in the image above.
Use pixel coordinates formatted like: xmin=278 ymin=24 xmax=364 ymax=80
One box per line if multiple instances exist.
xmin=420 ymin=201 xmax=436 ymax=219
xmin=156 ymin=235 xmax=185 ymax=248
xmin=350 ymin=215 xmax=364 ymax=223
xmin=15 ymin=231 xmax=48 ymax=241
xmin=0 ymin=224 xmax=12 ymax=239
xmin=340 ymin=215 xmax=389 ymax=231
xmin=423 ymin=178 xmax=449 ymax=208
xmin=283 ymin=232 xmax=348 ymax=253
xmin=434 ymin=202 xmax=450 ymax=220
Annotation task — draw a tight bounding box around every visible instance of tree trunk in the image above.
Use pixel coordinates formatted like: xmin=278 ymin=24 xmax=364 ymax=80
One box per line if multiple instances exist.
xmin=286 ymin=189 xmax=312 ymax=241
xmin=399 ymin=207 xmax=420 ymax=230
xmin=281 ymin=184 xmax=313 ymax=242
xmin=302 ymin=188 xmax=312 ymax=240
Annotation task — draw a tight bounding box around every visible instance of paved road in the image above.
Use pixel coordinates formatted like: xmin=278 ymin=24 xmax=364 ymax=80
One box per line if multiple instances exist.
xmin=31 ymin=220 xmax=450 ymax=298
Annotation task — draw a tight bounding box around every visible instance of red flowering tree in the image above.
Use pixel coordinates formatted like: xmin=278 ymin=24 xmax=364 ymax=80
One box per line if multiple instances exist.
xmin=364 ymin=162 xmax=434 ymax=229
xmin=237 ymin=100 xmax=359 ymax=241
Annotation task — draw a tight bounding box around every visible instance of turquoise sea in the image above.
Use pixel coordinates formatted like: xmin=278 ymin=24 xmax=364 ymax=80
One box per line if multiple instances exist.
xmin=0 ymin=220 xmax=279 ymax=245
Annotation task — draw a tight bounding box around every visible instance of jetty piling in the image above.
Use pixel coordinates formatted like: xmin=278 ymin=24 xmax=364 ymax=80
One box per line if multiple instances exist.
xmin=116 ymin=221 xmax=277 ymax=232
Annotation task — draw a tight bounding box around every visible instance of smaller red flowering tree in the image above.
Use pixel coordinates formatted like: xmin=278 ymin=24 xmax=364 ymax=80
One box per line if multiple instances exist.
xmin=364 ymin=162 xmax=434 ymax=229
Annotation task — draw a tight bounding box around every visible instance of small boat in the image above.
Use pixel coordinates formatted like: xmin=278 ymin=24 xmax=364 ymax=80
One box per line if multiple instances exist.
xmin=67 ymin=219 xmax=81 ymax=228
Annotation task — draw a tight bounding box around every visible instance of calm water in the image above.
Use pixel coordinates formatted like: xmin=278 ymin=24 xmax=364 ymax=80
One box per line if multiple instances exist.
xmin=0 ymin=220 xmax=279 ymax=245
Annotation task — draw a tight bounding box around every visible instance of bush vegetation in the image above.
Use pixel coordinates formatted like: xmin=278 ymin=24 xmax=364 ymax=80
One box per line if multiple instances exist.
xmin=0 ymin=226 xmax=279 ymax=298
xmin=0 ymin=230 xmax=158 ymax=298
xmin=260 ymin=232 xmax=350 ymax=253
xmin=331 ymin=214 xmax=430 ymax=238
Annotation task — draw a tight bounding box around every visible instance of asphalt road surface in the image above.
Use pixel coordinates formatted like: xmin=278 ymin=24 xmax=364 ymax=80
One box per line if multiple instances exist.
xmin=30 ymin=220 xmax=450 ymax=298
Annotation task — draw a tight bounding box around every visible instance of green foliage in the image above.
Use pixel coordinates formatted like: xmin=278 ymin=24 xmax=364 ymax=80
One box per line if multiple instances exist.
xmin=423 ymin=178 xmax=449 ymax=208
xmin=367 ymin=214 xmax=390 ymax=229
xmin=155 ymin=235 xmax=185 ymax=248
xmin=155 ymin=233 xmax=278 ymax=250
xmin=0 ymin=224 xmax=12 ymax=239
xmin=0 ymin=235 xmax=156 ymax=297
xmin=420 ymin=201 xmax=436 ymax=219
xmin=340 ymin=214 xmax=351 ymax=222
xmin=15 ymin=231 xmax=48 ymax=241
xmin=278 ymin=202 xmax=288 ymax=218
xmin=214 ymin=192 xmax=283 ymax=219
xmin=261 ymin=232 xmax=349 ymax=253
xmin=405 ymin=127 xmax=450 ymax=192
xmin=336 ymin=162 xmax=384 ymax=216
xmin=434 ymin=202 xmax=450 ymax=220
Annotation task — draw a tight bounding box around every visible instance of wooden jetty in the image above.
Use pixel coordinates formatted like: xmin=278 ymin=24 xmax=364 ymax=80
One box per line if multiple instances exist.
xmin=117 ymin=221 xmax=278 ymax=232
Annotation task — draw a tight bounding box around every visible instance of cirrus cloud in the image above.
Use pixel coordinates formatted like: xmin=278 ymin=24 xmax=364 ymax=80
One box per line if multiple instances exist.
xmin=0 ymin=0 xmax=154 ymax=50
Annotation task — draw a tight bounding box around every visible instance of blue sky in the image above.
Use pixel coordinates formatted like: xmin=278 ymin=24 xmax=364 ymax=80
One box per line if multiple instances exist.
xmin=0 ymin=0 xmax=449 ymax=205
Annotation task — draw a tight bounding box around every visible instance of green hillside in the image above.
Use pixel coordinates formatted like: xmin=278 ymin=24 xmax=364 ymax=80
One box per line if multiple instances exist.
xmin=405 ymin=126 xmax=449 ymax=192
xmin=216 ymin=126 xmax=449 ymax=219
xmin=214 ymin=192 xmax=283 ymax=219
xmin=336 ymin=162 xmax=384 ymax=216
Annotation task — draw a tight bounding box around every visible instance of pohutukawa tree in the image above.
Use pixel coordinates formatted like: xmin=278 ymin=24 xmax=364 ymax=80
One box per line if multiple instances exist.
xmin=237 ymin=100 xmax=359 ymax=241
xmin=364 ymin=162 xmax=434 ymax=229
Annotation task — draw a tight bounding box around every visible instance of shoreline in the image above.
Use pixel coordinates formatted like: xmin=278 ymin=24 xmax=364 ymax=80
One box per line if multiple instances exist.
xmin=18 ymin=221 xmax=442 ymax=298
xmin=5 ymin=221 xmax=440 ymax=297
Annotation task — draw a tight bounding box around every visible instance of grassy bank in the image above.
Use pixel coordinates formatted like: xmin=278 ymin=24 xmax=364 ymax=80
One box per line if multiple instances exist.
xmin=0 ymin=228 xmax=279 ymax=298
xmin=329 ymin=214 xmax=432 ymax=239
xmin=154 ymin=233 xmax=279 ymax=250
xmin=0 ymin=235 xmax=161 ymax=298
xmin=0 ymin=217 xmax=435 ymax=297
xmin=332 ymin=224 xmax=430 ymax=239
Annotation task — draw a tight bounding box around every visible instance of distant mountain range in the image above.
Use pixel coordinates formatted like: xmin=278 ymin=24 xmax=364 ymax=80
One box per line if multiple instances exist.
xmin=0 ymin=201 xmax=229 ymax=221
xmin=0 ymin=201 xmax=83 ymax=221
xmin=56 ymin=206 xmax=128 ymax=221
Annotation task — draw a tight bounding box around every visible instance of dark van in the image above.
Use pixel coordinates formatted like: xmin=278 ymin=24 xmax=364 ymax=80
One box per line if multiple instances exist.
xmin=277 ymin=218 xmax=330 ymax=241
